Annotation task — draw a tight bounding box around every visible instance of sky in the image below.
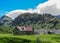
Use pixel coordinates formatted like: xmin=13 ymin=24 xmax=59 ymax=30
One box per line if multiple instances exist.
xmin=0 ymin=0 xmax=47 ymax=17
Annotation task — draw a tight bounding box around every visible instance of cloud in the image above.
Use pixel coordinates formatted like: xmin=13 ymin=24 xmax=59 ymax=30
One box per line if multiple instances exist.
xmin=36 ymin=0 xmax=60 ymax=16
xmin=5 ymin=10 xmax=27 ymax=19
xmin=5 ymin=9 xmax=35 ymax=19
xmin=5 ymin=0 xmax=60 ymax=19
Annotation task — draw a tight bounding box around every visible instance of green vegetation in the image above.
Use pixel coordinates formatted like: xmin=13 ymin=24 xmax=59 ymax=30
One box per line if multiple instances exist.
xmin=0 ymin=34 xmax=60 ymax=43
xmin=0 ymin=26 xmax=12 ymax=34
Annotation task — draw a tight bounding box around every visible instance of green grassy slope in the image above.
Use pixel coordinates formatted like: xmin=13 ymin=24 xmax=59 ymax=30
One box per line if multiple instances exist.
xmin=0 ymin=34 xmax=60 ymax=43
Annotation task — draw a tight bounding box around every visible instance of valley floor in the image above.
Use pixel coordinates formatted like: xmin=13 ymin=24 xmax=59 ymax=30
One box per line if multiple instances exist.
xmin=0 ymin=34 xmax=60 ymax=43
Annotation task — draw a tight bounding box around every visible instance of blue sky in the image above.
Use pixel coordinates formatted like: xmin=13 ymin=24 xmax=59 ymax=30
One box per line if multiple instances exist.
xmin=0 ymin=0 xmax=47 ymax=17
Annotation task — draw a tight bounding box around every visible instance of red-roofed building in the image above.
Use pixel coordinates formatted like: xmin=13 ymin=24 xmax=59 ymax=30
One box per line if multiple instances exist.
xmin=13 ymin=26 xmax=34 ymax=35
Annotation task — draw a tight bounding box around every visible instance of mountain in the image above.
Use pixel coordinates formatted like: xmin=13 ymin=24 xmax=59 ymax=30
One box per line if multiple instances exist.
xmin=0 ymin=15 xmax=13 ymax=25
xmin=56 ymin=15 xmax=60 ymax=18
xmin=0 ymin=15 xmax=13 ymax=33
xmin=11 ymin=13 xmax=60 ymax=29
xmin=0 ymin=13 xmax=60 ymax=34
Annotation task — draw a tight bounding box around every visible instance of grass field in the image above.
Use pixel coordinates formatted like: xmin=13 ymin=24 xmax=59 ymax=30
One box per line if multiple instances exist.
xmin=0 ymin=34 xmax=60 ymax=43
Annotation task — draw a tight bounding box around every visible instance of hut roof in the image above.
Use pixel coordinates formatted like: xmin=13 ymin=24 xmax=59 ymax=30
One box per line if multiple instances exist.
xmin=15 ymin=26 xmax=33 ymax=31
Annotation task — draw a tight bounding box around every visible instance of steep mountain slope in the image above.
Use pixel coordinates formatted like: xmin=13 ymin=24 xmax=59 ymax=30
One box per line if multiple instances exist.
xmin=11 ymin=13 xmax=60 ymax=29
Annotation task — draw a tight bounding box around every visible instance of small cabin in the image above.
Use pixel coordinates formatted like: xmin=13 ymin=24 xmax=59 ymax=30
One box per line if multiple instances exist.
xmin=13 ymin=26 xmax=34 ymax=35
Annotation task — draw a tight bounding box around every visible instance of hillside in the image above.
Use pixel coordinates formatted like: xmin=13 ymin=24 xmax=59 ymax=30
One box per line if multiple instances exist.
xmin=11 ymin=13 xmax=60 ymax=29
xmin=0 ymin=15 xmax=13 ymax=34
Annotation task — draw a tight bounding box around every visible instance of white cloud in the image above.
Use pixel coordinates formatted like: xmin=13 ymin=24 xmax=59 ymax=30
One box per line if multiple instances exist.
xmin=36 ymin=0 xmax=60 ymax=16
xmin=5 ymin=0 xmax=60 ymax=19
xmin=5 ymin=9 xmax=35 ymax=19
xmin=5 ymin=10 xmax=28 ymax=19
